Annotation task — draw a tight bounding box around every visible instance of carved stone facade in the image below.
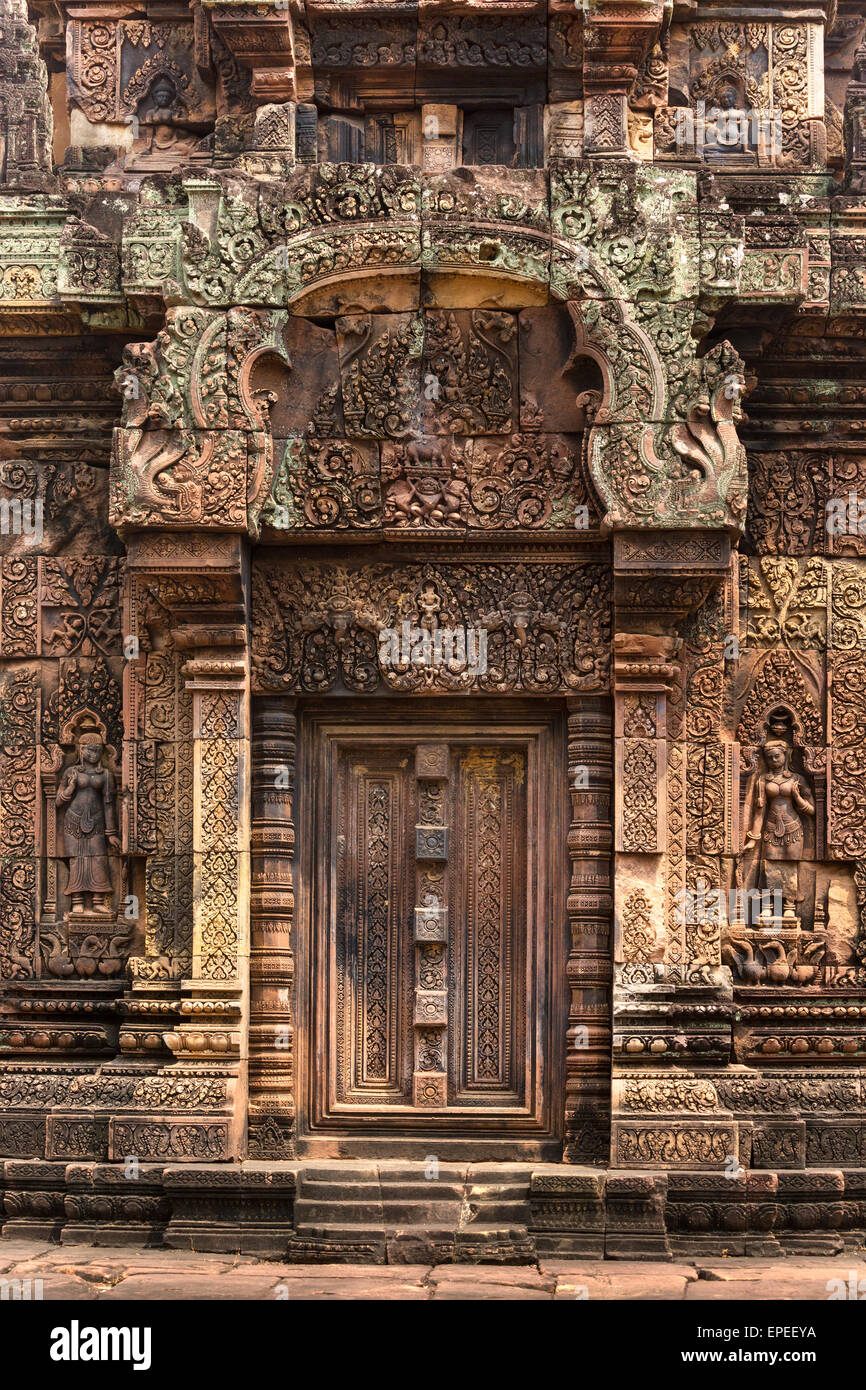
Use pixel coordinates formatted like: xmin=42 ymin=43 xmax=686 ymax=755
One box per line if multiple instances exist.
xmin=1 ymin=0 xmax=866 ymax=1260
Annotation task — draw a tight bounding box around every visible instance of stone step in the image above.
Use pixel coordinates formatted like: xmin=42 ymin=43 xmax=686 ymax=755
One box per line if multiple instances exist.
xmin=379 ymin=1181 xmax=467 ymax=1202
xmin=379 ymin=1200 xmax=466 ymax=1224
xmin=466 ymin=1205 xmax=531 ymax=1226
xmin=293 ymin=1220 xmax=532 ymax=1247
xmin=284 ymin=1226 xmax=387 ymax=1265
xmin=452 ymin=1225 xmax=537 ymax=1264
xmin=467 ymin=1175 xmax=534 ymax=1195
xmin=296 ymin=1163 xmax=380 ymax=1186
xmin=376 ymin=1163 xmax=469 ymax=1180
xmin=288 ymin=1163 xmax=537 ymax=1261
xmin=285 ymin=1220 xmax=535 ymax=1266
xmin=294 ymin=1201 xmax=385 ymax=1224
xmin=296 ymin=1198 xmax=466 ymax=1224
xmin=293 ymin=1221 xmax=388 ymax=1238
xmin=294 ymin=1176 xmax=529 ymax=1223
xmin=298 ymin=1177 xmax=465 ymax=1202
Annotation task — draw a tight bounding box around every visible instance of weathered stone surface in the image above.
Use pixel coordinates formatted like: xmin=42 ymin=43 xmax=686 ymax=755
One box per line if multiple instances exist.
xmin=0 ymin=0 xmax=865 ymax=1279
xmin=1 ymin=1240 xmax=864 ymax=1299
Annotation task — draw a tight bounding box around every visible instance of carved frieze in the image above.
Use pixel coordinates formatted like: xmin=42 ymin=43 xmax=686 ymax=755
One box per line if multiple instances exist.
xmin=261 ymin=431 xmax=598 ymax=534
xmin=252 ymin=557 xmax=611 ymax=695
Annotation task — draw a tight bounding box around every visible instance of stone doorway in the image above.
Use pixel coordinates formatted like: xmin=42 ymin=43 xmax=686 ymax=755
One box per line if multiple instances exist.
xmin=293 ymin=701 xmax=568 ymax=1159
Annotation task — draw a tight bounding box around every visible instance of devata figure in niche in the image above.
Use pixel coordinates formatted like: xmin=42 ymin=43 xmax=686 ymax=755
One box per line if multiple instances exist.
xmin=705 ymin=84 xmax=749 ymax=157
xmin=131 ymin=71 xmax=198 ymax=167
xmin=56 ymin=737 xmax=120 ymax=918
xmin=743 ymin=738 xmax=814 ymax=922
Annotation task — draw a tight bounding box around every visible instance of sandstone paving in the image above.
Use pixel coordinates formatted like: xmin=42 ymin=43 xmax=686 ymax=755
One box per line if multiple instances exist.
xmin=431 ymin=1286 xmax=551 ymax=1300
xmin=540 ymin=1260 xmax=699 ymax=1279
xmin=105 ymin=1275 xmax=297 ymax=1301
xmin=234 ymin=1263 xmax=431 ymax=1279
xmin=269 ymin=1279 xmax=431 ymax=1300
xmin=2 ymin=1242 xmax=865 ymax=1299
xmin=685 ymin=1282 xmax=838 ymax=1301
xmin=0 ymin=1241 xmax=56 ymax=1271
xmin=693 ymin=1265 xmax=763 ymax=1281
xmin=684 ymin=1259 xmax=866 ymax=1302
xmin=542 ymin=1259 xmax=697 ymax=1300
xmin=30 ymin=1276 xmax=101 ymax=1301
xmin=555 ymin=1274 xmax=693 ymax=1300
xmin=427 ymin=1264 xmax=554 ymax=1290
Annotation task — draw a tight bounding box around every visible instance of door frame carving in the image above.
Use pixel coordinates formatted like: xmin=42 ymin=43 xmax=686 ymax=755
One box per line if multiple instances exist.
xmin=293 ymin=697 xmax=570 ymax=1161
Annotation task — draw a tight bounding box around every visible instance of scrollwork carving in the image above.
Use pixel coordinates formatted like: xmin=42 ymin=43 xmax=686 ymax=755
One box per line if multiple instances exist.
xmin=251 ymin=558 xmax=611 ymax=695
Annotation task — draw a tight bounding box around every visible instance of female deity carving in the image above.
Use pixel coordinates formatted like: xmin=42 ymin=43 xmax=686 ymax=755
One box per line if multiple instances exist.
xmin=131 ymin=73 xmax=198 ymax=166
xmin=743 ymin=738 xmax=814 ymax=920
xmin=56 ymin=737 xmax=120 ymax=916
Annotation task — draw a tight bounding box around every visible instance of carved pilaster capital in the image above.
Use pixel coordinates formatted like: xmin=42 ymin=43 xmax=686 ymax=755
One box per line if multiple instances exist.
xmin=123 ymin=532 xmax=248 ymax=611
xmin=203 ymin=0 xmax=300 ymax=104
xmin=613 ymin=529 xmax=732 ymax=630
xmin=613 ymin=632 xmax=682 ymax=699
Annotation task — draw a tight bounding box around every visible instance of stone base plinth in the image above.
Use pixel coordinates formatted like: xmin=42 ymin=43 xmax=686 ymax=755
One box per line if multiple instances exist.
xmin=3 ymin=1159 xmax=866 ymax=1263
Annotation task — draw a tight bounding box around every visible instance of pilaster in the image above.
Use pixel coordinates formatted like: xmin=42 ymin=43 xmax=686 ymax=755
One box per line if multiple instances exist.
xmin=610 ymin=529 xmax=738 ymax=1170
xmin=113 ymin=533 xmax=251 ymax=1162
xmin=248 ymin=697 xmax=297 ymax=1158
xmin=564 ymin=696 xmax=613 ymax=1163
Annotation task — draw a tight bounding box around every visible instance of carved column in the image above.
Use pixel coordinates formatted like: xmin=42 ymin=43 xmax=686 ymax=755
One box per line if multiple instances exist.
xmin=583 ymin=3 xmax=660 ymax=159
xmin=844 ymin=37 xmax=866 ymax=192
xmin=167 ymin=622 xmax=250 ymax=1159
xmin=564 ymin=696 xmax=613 ymax=1164
xmin=610 ymin=531 xmax=739 ymax=1171
xmin=113 ymin=533 xmax=251 ymax=1163
xmin=413 ymin=742 xmax=451 ymax=1110
xmin=248 ymin=696 xmax=297 ymax=1157
xmin=584 ymin=70 xmax=631 ymax=158
xmin=205 ymin=0 xmax=308 ymax=104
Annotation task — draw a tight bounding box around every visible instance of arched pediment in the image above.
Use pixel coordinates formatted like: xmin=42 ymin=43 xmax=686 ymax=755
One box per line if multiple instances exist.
xmin=111 ymin=162 xmax=749 ymax=537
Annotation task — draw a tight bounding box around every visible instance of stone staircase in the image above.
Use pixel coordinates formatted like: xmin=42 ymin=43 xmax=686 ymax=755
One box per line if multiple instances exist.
xmin=285 ymin=1162 xmax=536 ymax=1264
xmin=11 ymin=1157 xmax=855 ymax=1261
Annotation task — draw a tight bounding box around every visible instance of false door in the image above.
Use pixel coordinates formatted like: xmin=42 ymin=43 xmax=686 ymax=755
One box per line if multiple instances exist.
xmin=298 ymin=705 xmax=566 ymax=1154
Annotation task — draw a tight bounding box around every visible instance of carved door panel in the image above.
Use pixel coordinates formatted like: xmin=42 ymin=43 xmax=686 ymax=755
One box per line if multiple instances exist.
xmin=462 ymin=108 xmax=517 ymax=166
xmin=450 ymin=748 xmax=529 ymax=1108
xmin=298 ymin=706 xmax=565 ymax=1155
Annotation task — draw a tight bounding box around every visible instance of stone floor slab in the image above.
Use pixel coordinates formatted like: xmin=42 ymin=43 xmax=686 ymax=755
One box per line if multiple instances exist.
xmin=540 ymin=1259 xmax=698 ymax=1279
xmin=35 ymin=1275 xmax=100 ymax=1300
xmin=427 ymin=1264 xmax=551 ymax=1288
xmin=259 ymin=1263 xmax=431 ymax=1280
xmin=272 ymin=1279 xmax=430 ymax=1300
xmin=101 ymin=1275 xmax=287 ymax=1300
xmin=1 ymin=1239 xmax=864 ymax=1299
xmin=556 ymin=1275 xmax=692 ymax=1300
xmin=0 ymin=1240 xmax=55 ymax=1268
xmin=684 ymin=1282 xmax=835 ymax=1301
xmin=430 ymin=1284 xmax=549 ymax=1300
